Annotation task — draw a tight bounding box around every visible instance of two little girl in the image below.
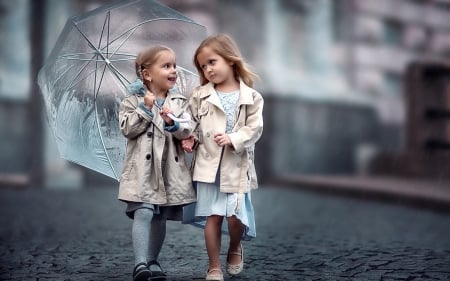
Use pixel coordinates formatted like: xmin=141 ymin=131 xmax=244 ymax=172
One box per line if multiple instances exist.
xmin=118 ymin=34 xmax=264 ymax=281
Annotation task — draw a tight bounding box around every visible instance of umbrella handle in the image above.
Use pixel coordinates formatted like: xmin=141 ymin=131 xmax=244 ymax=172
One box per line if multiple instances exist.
xmin=167 ymin=113 xmax=191 ymax=123
xmin=153 ymin=101 xmax=191 ymax=123
xmin=167 ymin=112 xmax=191 ymax=123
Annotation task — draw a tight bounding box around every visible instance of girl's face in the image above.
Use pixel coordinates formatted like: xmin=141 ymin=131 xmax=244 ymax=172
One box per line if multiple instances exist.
xmin=143 ymin=50 xmax=177 ymax=94
xmin=196 ymin=46 xmax=234 ymax=87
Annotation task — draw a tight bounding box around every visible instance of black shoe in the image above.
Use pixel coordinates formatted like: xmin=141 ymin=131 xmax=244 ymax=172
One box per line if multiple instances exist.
xmin=133 ymin=262 xmax=151 ymax=281
xmin=148 ymin=260 xmax=167 ymax=280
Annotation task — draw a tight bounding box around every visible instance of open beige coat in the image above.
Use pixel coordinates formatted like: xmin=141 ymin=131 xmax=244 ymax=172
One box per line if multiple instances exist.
xmin=118 ymin=91 xmax=196 ymax=206
xmin=189 ymin=81 xmax=264 ymax=193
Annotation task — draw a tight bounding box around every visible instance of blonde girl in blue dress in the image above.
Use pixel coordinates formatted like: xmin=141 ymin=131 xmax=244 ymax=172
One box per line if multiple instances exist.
xmin=182 ymin=34 xmax=264 ymax=281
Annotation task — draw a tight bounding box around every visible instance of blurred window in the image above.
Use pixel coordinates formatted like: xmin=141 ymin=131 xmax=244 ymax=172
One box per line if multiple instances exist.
xmin=384 ymin=71 xmax=402 ymax=96
xmin=433 ymin=0 xmax=450 ymax=11
xmin=0 ymin=0 xmax=30 ymax=101
xmin=384 ymin=19 xmax=403 ymax=47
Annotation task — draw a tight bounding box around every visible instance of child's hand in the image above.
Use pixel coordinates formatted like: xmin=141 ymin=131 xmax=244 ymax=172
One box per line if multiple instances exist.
xmin=160 ymin=106 xmax=174 ymax=125
xmin=214 ymin=133 xmax=231 ymax=147
xmin=181 ymin=135 xmax=195 ymax=153
xmin=144 ymin=91 xmax=155 ymax=109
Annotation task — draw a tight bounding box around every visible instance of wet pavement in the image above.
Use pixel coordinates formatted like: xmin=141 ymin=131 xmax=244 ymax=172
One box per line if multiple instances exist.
xmin=1 ymin=184 xmax=450 ymax=280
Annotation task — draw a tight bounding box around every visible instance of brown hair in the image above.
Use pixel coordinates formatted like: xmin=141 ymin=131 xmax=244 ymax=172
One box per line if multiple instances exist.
xmin=193 ymin=33 xmax=258 ymax=87
xmin=135 ymin=45 xmax=174 ymax=87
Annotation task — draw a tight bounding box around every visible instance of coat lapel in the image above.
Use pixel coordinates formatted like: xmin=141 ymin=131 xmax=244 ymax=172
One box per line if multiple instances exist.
xmin=201 ymin=83 xmax=225 ymax=113
xmin=151 ymin=107 xmax=165 ymax=133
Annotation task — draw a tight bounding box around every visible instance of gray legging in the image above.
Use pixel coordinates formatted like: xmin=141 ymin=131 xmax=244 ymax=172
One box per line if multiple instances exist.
xmin=132 ymin=207 xmax=167 ymax=265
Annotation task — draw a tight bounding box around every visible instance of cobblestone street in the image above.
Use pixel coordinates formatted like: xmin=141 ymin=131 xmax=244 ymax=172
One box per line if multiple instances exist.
xmin=1 ymin=185 xmax=450 ymax=280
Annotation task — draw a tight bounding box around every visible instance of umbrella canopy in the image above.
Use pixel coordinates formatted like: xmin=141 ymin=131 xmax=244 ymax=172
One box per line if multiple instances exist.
xmin=38 ymin=0 xmax=206 ymax=181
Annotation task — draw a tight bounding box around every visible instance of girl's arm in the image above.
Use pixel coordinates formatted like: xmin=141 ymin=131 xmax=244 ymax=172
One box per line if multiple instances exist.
xmin=165 ymin=96 xmax=194 ymax=140
xmin=180 ymin=89 xmax=202 ymax=152
xmin=118 ymin=95 xmax=153 ymax=139
xmin=228 ymin=92 xmax=264 ymax=153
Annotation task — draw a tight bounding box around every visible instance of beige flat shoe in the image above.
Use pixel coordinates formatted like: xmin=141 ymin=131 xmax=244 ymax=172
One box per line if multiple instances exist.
xmin=226 ymin=244 xmax=243 ymax=275
xmin=205 ymin=268 xmax=223 ymax=281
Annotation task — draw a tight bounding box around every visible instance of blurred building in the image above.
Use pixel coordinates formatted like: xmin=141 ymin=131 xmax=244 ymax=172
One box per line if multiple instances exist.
xmin=1 ymin=0 xmax=450 ymax=188
xmin=333 ymin=0 xmax=450 ymax=179
xmin=334 ymin=0 xmax=450 ymax=121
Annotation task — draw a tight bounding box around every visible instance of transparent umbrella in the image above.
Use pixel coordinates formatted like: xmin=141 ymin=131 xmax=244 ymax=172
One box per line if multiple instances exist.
xmin=38 ymin=0 xmax=206 ymax=181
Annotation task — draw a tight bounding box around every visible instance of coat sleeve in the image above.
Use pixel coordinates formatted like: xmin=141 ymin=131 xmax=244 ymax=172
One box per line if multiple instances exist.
xmin=118 ymin=95 xmax=153 ymax=139
xmin=187 ymin=87 xmax=202 ymax=145
xmin=228 ymin=91 xmax=264 ymax=154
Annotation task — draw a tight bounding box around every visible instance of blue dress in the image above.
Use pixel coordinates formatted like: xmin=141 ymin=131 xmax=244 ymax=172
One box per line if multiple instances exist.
xmin=193 ymin=90 xmax=256 ymax=240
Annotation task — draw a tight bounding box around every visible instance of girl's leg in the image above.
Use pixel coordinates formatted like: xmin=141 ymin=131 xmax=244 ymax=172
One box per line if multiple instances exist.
xmin=205 ymin=215 xmax=224 ymax=270
xmin=132 ymin=208 xmax=154 ymax=265
xmin=148 ymin=215 xmax=167 ymax=261
xmin=226 ymin=215 xmax=244 ymax=264
xmin=148 ymin=215 xmax=167 ymax=277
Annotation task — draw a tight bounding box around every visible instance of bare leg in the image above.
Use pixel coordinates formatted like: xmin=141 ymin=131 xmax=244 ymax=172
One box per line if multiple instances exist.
xmin=205 ymin=215 xmax=224 ymax=270
xmin=226 ymin=215 xmax=244 ymax=264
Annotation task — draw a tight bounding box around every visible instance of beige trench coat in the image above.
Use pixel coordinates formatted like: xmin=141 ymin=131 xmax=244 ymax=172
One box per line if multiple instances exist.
xmin=118 ymin=91 xmax=196 ymax=206
xmin=189 ymin=81 xmax=264 ymax=193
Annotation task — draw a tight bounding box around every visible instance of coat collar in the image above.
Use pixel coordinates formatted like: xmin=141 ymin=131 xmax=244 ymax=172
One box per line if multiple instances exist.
xmin=168 ymin=88 xmax=188 ymax=100
xmin=199 ymin=80 xmax=256 ymax=106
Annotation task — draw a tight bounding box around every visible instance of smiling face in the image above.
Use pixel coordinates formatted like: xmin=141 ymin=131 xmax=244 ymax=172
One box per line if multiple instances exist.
xmin=142 ymin=49 xmax=177 ymax=96
xmin=196 ymin=46 xmax=236 ymax=89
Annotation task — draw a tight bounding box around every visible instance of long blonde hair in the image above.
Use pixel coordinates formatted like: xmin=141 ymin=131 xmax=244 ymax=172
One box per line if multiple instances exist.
xmin=193 ymin=34 xmax=258 ymax=87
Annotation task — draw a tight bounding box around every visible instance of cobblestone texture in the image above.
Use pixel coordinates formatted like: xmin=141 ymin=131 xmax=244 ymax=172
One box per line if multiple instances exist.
xmin=1 ymin=185 xmax=450 ymax=280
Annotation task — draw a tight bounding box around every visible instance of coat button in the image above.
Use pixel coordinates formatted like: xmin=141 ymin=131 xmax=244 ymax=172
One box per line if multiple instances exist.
xmin=206 ymin=132 xmax=210 ymax=137
xmin=147 ymin=131 xmax=153 ymax=137
xmin=174 ymin=156 xmax=179 ymax=162
xmin=146 ymin=154 xmax=151 ymax=160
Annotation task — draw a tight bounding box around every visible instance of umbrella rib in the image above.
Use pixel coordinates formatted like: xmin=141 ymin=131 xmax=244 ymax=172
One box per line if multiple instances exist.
xmin=94 ymin=18 xmax=200 ymax=86
xmin=106 ymin=18 xmax=199 ymax=52
xmin=65 ymin=54 xmax=97 ymax=92
xmin=58 ymin=44 xmax=100 ymax=87
xmin=108 ymin=63 xmax=131 ymax=86
xmin=73 ymin=20 xmax=109 ymax=63
xmin=92 ymin=63 xmax=119 ymax=180
xmin=73 ymin=16 xmax=130 ymax=90
xmin=109 ymin=26 xmax=139 ymax=59
xmin=60 ymin=51 xmax=97 ymax=58
xmin=63 ymin=58 xmax=110 ymax=62
xmin=98 ymin=11 xmax=109 ymax=52
xmin=98 ymin=18 xmax=203 ymax=92
xmin=101 ymin=12 xmax=133 ymax=88
xmin=106 ymin=11 xmax=110 ymax=58
xmin=105 ymin=18 xmax=200 ymax=60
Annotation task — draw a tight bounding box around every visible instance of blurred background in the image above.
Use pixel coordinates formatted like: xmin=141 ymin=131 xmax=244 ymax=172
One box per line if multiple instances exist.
xmin=1 ymin=0 xmax=450 ymax=189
